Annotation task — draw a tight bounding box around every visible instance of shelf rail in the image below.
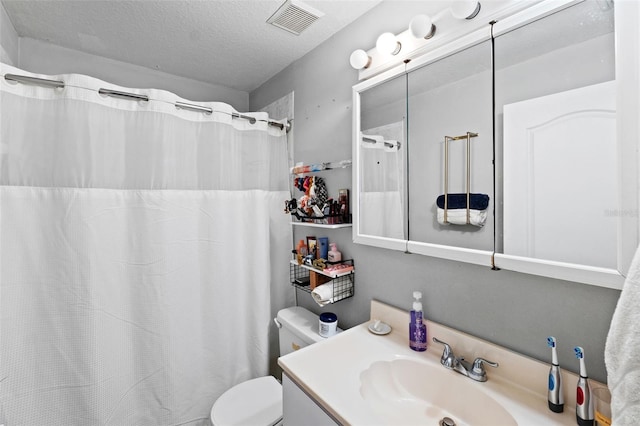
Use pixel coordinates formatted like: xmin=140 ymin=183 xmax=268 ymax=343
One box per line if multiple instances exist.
xmin=290 ymin=159 xmax=352 ymax=175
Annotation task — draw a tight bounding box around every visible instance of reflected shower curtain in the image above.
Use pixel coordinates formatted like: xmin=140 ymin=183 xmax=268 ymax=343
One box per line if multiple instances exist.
xmin=360 ymin=122 xmax=406 ymax=239
xmin=0 ymin=64 xmax=292 ymax=425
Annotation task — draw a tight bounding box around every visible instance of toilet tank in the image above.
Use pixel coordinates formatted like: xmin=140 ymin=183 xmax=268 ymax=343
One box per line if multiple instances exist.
xmin=276 ymin=306 xmax=340 ymax=356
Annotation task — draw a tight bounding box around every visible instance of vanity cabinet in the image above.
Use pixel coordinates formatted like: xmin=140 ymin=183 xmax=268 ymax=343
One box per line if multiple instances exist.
xmin=283 ymin=374 xmax=338 ymax=425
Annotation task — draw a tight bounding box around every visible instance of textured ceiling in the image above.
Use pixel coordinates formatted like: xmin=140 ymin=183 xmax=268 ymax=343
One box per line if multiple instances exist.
xmin=1 ymin=0 xmax=381 ymax=92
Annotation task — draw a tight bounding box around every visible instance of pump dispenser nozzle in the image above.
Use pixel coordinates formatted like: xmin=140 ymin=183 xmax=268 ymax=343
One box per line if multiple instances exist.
xmin=413 ymin=291 xmax=422 ymax=311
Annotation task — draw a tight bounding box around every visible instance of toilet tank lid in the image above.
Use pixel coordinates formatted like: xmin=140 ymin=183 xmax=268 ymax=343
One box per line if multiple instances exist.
xmin=276 ymin=306 xmax=341 ymax=344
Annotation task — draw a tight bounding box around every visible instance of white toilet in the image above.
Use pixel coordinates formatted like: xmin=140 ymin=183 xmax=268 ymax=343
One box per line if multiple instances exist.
xmin=210 ymin=306 xmax=339 ymax=426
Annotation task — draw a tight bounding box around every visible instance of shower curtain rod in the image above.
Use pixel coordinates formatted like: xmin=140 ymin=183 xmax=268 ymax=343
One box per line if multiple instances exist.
xmin=4 ymin=73 xmax=290 ymax=132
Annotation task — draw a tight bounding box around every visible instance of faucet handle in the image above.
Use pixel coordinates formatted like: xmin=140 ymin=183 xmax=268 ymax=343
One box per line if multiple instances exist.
xmin=432 ymin=337 xmax=455 ymax=367
xmin=469 ymin=357 xmax=499 ymax=381
xmin=432 ymin=337 xmax=451 ymax=355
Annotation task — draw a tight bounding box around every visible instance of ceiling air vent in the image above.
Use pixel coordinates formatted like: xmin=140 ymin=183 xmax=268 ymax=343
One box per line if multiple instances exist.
xmin=267 ymin=0 xmax=325 ymax=36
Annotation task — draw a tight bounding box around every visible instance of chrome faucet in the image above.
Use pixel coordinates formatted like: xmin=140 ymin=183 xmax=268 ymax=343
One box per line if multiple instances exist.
xmin=432 ymin=337 xmax=498 ymax=382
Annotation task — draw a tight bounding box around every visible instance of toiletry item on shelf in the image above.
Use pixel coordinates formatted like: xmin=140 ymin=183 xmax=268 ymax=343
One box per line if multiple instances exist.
xmin=547 ymin=336 xmax=564 ymax=413
xmin=319 ymin=312 xmax=338 ymax=337
xmin=409 ymin=291 xmax=427 ymax=352
xmin=575 ymin=346 xmax=594 ymax=426
xmin=322 ymin=200 xmax=332 ymax=224
xmin=309 ymin=270 xmax=331 ymax=290
xmin=306 ymin=236 xmax=317 ymax=259
xmin=339 ymin=189 xmax=349 ymax=223
xmin=318 ymin=237 xmax=329 ymax=260
xmin=323 ymin=263 xmax=353 ymax=274
xmin=332 ymin=200 xmax=340 ymax=223
xmin=296 ymin=240 xmax=307 ymax=256
xmin=328 ymin=243 xmax=342 ymax=262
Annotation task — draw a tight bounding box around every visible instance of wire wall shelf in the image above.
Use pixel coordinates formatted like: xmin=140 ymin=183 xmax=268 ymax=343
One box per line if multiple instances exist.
xmin=289 ymin=260 xmax=354 ymax=304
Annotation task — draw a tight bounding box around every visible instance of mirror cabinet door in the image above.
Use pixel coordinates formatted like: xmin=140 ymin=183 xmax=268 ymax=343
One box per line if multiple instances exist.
xmin=406 ymin=40 xmax=494 ymax=254
xmin=493 ymin=1 xmax=622 ymax=286
xmin=358 ymin=73 xmax=408 ymax=244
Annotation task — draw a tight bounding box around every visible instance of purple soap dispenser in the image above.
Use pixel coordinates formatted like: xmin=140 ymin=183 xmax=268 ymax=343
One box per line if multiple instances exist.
xmin=409 ymin=291 xmax=427 ymax=351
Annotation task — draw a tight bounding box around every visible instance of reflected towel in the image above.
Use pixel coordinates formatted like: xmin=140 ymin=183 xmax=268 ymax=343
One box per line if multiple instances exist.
xmin=437 ymin=207 xmax=487 ymax=227
xmin=311 ymin=282 xmax=353 ymax=307
xmin=436 ymin=193 xmax=490 ymax=210
xmin=605 ymin=245 xmax=640 ymax=424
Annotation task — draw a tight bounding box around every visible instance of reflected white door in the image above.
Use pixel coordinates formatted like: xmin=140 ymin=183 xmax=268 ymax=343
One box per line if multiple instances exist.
xmin=503 ymin=80 xmax=617 ymax=269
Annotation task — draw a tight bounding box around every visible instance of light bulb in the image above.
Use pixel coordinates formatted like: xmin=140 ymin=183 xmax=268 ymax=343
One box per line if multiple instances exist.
xmin=349 ymin=49 xmax=371 ymax=70
xmin=376 ymin=32 xmax=401 ymax=56
xmin=409 ymin=14 xmax=436 ymax=39
xmin=451 ymin=0 xmax=481 ymax=20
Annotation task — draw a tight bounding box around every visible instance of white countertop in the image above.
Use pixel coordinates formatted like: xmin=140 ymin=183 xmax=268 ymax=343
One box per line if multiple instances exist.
xmin=278 ymin=300 xmax=605 ymax=425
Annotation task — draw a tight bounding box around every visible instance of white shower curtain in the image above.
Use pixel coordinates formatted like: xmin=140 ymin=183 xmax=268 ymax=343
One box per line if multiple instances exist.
xmin=0 ymin=64 xmax=292 ymax=425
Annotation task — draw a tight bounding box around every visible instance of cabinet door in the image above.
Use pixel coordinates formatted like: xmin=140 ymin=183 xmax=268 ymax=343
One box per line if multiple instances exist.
xmin=493 ymin=0 xmax=628 ymax=288
xmin=283 ymin=374 xmax=338 ymax=425
xmin=405 ymin=39 xmax=494 ymax=262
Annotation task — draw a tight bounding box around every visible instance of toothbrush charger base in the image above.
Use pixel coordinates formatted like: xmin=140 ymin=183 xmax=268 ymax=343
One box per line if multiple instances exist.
xmin=577 ymin=416 xmax=594 ymax=426
xmin=548 ymin=401 xmax=564 ymax=413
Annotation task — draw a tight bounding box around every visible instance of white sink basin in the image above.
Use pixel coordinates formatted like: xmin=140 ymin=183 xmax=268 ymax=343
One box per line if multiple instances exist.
xmin=359 ymin=358 xmax=517 ymax=426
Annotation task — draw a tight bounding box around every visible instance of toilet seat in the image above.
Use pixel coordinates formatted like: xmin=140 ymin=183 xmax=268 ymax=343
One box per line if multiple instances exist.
xmin=211 ymin=376 xmax=282 ymax=426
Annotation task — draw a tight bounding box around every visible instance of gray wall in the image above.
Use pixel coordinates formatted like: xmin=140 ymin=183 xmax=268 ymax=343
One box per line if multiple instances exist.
xmin=0 ymin=2 xmax=18 ymax=65
xmin=1 ymin=35 xmax=249 ymax=110
xmin=250 ymin=1 xmax=621 ymax=383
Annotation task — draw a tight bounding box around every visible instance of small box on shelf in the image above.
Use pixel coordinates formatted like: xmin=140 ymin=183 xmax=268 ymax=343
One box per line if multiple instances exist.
xmin=310 ymin=271 xmax=332 ymax=289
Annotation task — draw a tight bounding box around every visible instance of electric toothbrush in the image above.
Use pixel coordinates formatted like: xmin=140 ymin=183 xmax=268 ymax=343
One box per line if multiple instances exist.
xmin=547 ymin=336 xmax=564 ymax=413
xmin=574 ymin=346 xmax=594 ymax=426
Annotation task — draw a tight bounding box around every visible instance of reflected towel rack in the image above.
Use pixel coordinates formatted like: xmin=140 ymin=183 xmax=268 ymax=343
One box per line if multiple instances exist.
xmin=443 ymin=132 xmax=478 ymax=224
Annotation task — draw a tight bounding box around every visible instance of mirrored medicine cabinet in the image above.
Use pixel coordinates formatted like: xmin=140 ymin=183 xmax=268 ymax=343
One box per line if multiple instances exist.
xmin=352 ymin=0 xmax=640 ymax=289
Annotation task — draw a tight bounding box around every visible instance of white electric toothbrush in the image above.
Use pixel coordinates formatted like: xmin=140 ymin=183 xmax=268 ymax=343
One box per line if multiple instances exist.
xmin=574 ymin=346 xmax=594 ymax=426
xmin=547 ymin=337 xmax=564 ymax=413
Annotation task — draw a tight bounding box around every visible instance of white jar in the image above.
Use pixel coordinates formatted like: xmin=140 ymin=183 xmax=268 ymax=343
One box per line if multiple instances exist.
xmin=319 ymin=312 xmax=338 ymax=337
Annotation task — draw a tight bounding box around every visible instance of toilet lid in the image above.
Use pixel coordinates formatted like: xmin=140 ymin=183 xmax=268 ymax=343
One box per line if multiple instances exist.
xmin=211 ymin=376 xmax=282 ymax=426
